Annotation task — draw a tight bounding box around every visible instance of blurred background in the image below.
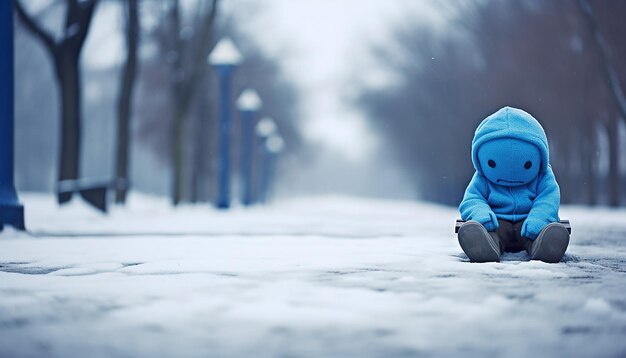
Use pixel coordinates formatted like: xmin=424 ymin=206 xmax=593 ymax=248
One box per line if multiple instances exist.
xmin=12 ymin=0 xmax=626 ymax=209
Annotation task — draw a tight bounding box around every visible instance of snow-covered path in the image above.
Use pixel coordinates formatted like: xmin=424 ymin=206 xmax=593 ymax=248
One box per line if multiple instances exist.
xmin=1 ymin=194 xmax=626 ymax=357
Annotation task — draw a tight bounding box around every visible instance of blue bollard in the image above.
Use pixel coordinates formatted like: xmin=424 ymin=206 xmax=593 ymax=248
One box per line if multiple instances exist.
xmin=0 ymin=1 xmax=25 ymax=231
xmin=240 ymin=110 xmax=254 ymax=206
xmin=215 ymin=66 xmax=235 ymax=209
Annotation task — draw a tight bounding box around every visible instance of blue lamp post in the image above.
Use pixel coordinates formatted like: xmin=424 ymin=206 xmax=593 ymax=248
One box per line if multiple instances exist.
xmin=208 ymin=38 xmax=242 ymax=209
xmin=236 ymin=89 xmax=262 ymax=206
xmin=263 ymin=132 xmax=285 ymax=202
xmin=0 ymin=1 xmax=25 ymax=231
xmin=255 ymin=117 xmax=276 ymax=203
xmin=255 ymin=117 xmax=277 ymax=140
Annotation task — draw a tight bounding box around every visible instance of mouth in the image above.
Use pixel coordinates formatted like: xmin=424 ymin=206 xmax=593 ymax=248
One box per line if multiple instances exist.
xmin=497 ymin=179 xmax=524 ymax=184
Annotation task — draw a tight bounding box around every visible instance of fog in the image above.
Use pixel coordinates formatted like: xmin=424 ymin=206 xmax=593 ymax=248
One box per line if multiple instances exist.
xmin=13 ymin=0 xmax=626 ymax=207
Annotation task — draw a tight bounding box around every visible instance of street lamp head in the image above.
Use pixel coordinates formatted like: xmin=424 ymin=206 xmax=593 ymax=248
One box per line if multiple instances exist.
xmin=266 ymin=134 xmax=285 ymax=154
xmin=256 ymin=117 xmax=277 ymax=138
xmin=236 ymin=88 xmax=263 ymax=112
xmin=208 ymin=37 xmax=243 ymax=67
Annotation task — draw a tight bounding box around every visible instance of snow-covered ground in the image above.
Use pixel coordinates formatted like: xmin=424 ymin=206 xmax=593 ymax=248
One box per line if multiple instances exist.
xmin=1 ymin=193 xmax=626 ymax=358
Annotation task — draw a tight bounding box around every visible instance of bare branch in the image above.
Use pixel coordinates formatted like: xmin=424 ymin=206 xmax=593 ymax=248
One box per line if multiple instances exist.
xmin=76 ymin=0 xmax=98 ymax=47
xmin=14 ymin=0 xmax=56 ymax=53
xmin=578 ymin=0 xmax=626 ymax=119
xmin=180 ymin=0 xmax=219 ymax=107
xmin=63 ymin=0 xmax=97 ymax=49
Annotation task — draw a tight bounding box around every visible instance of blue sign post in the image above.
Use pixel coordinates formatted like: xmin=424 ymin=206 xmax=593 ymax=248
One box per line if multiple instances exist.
xmin=236 ymin=89 xmax=262 ymax=206
xmin=209 ymin=38 xmax=242 ymax=209
xmin=0 ymin=1 xmax=25 ymax=231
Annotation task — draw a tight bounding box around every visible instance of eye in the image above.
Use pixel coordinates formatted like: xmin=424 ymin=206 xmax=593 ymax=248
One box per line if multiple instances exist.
xmin=488 ymin=160 xmax=496 ymax=168
xmin=524 ymin=161 xmax=532 ymax=169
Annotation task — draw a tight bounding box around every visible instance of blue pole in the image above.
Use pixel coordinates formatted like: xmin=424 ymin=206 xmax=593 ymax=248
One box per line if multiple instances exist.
xmin=0 ymin=2 xmax=25 ymax=231
xmin=240 ymin=110 xmax=254 ymax=206
xmin=258 ymin=146 xmax=272 ymax=204
xmin=265 ymin=152 xmax=276 ymax=203
xmin=216 ymin=66 xmax=233 ymax=209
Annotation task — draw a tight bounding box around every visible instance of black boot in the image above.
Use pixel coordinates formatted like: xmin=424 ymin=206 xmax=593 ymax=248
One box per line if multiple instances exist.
xmin=458 ymin=221 xmax=501 ymax=262
xmin=527 ymin=223 xmax=569 ymax=263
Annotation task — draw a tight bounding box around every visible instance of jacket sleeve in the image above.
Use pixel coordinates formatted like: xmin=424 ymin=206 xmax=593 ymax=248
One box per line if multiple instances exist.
xmin=522 ymin=165 xmax=561 ymax=238
xmin=459 ymin=172 xmax=497 ymax=229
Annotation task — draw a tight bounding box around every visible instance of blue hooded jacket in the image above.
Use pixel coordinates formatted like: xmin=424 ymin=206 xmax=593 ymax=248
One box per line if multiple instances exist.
xmin=459 ymin=107 xmax=560 ymax=239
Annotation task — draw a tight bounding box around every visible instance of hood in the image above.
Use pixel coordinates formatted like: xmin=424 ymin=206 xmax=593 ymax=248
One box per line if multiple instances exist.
xmin=471 ymin=106 xmax=550 ymax=175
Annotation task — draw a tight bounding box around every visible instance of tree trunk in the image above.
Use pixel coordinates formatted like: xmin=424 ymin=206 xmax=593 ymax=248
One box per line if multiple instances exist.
xmin=168 ymin=0 xmax=184 ymax=206
xmin=171 ymin=105 xmax=187 ymax=206
xmin=559 ymin=134 xmax=573 ymax=204
xmin=54 ymin=51 xmax=82 ymax=204
xmin=578 ymin=0 xmax=625 ymax=206
xmin=115 ymin=0 xmax=139 ymax=204
xmin=15 ymin=0 xmax=98 ymax=205
xmin=582 ymin=127 xmax=597 ymax=205
xmin=190 ymin=91 xmax=210 ymax=203
xmin=607 ymin=118 xmax=621 ymax=206
xmin=167 ymin=0 xmax=219 ymax=206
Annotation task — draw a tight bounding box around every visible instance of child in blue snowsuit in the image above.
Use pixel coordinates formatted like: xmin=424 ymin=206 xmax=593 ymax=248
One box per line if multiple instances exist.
xmin=458 ymin=106 xmax=570 ymax=263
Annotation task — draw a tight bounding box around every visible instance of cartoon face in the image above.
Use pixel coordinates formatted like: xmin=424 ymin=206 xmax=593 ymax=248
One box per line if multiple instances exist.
xmin=477 ymin=138 xmax=541 ymax=186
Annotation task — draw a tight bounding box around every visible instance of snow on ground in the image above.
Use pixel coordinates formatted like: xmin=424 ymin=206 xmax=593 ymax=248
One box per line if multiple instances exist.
xmin=1 ymin=193 xmax=626 ymax=357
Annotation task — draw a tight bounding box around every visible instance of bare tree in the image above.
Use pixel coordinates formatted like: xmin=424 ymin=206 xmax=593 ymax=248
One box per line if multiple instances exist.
xmin=167 ymin=0 xmax=219 ymax=206
xmin=14 ymin=0 xmax=98 ymax=204
xmin=115 ymin=0 xmax=140 ymax=204
xmin=578 ymin=0 xmax=625 ymax=206
xmin=356 ymin=0 xmax=625 ymax=207
xmin=135 ymin=3 xmax=302 ymax=204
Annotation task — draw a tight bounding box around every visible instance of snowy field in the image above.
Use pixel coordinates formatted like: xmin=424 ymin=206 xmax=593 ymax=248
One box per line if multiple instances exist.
xmin=1 ymin=193 xmax=626 ymax=358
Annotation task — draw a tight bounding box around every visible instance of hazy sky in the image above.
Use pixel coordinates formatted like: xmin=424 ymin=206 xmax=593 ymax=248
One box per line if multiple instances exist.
xmin=22 ymin=0 xmax=446 ymax=197
xmin=77 ymin=0 xmax=444 ymax=164
xmin=228 ymin=0 xmax=444 ymax=163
